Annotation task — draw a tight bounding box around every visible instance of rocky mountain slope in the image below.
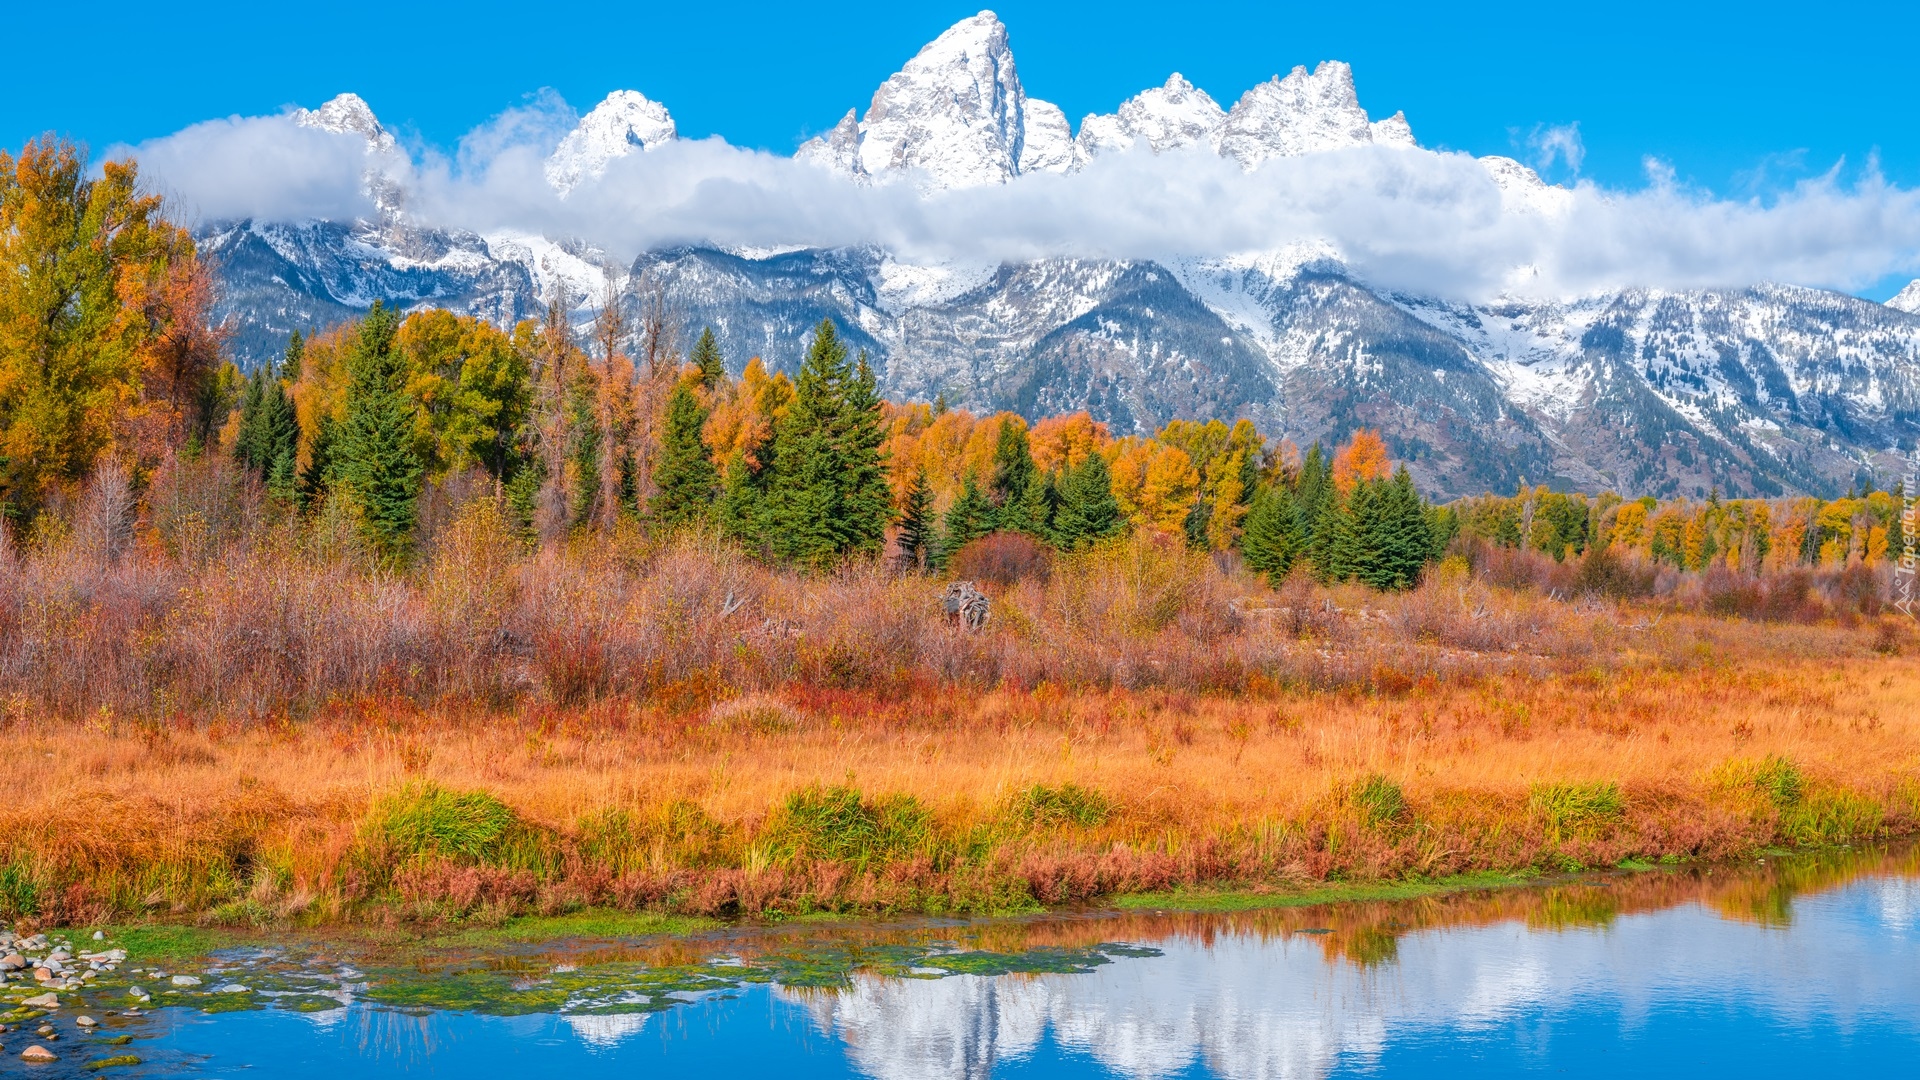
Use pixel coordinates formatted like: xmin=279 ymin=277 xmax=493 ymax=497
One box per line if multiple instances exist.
xmin=197 ymin=12 xmax=1920 ymax=499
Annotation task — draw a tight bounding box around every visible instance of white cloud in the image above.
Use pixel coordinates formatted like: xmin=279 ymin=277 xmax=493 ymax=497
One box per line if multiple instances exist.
xmin=127 ymin=107 xmax=1920 ymax=304
xmin=122 ymin=115 xmax=378 ymax=225
xmin=1527 ymin=122 xmax=1585 ymax=174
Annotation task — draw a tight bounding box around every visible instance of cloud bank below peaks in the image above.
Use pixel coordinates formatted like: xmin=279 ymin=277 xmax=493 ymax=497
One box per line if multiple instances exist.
xmin=127 ymin=99 xmax=1920 ymax=305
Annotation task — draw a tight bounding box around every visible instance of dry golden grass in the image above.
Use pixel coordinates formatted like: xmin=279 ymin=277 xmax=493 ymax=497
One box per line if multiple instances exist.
xmin=1 ymin=468 xmax=1916 ymax=928
xmin=1 ymin=617 xmax=1914 ymax=927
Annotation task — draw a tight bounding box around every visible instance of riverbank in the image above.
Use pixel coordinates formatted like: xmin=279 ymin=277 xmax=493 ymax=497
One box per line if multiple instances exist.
xmin=0 ymin=609 xmax=1913 ymax=930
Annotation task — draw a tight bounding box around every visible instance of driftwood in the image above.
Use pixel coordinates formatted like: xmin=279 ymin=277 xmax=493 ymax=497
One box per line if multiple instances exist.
xmin=941 ymin=581 xmax=991 ymax=631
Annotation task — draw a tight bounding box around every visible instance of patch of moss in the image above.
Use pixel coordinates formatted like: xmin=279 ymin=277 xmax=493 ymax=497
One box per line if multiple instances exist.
xmin=85 ymin=1056 xmax=142 ymax=1071
xmin=423 ymin=910 xmax=714 ymax=947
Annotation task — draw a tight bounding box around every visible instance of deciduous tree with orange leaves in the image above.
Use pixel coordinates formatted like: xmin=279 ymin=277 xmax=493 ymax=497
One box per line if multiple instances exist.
xmin=0 ymin=137 xmax=213 ymax=519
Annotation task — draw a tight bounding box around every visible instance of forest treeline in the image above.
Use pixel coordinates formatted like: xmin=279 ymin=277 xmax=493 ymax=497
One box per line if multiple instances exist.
xmin=2 ymin=136 xmax=1910 ymax=599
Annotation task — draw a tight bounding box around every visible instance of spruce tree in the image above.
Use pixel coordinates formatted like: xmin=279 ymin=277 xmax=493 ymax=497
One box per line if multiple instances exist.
xmin=234 ymin=368 xmax=267 ymax=471
xmin=999 ymin=470 xmax=1053 ymax=539
xmin=1051 ymin=452 xmax=1123 ymax=549
xmin=281 ymin=330 xmax=305 ymax=383
xmin=895 ymin=468 xmax=934 ymax=570
xmin=1295 ymin=443 xmax=1335 ymax=571
xmin=936 ymin=476 xmax=994 ymax=568
xmin=335 ymin=302 xmax=424 ymax=559
xmin=718 ymin=449 xmax=769 ymax=552
xmin=989 ymin=418 xmax=1036 ymax=514
xmin=691 ymin=327 xmax=726 ymax=387
xmin=266 ymin=448 xmax=299 ymax=506
xmin=258 ymin=378 xmax=298 ymax=484
xmin=1240 ymin=482 xmax=1299 ymax=584
xmin=1367 ymin=466 xmax=1434 ymax=590
xmin=1320 ymin=482 xmax=1367 ymax=585
xmin=765 ymin=321 xmax=891 ymax=567
xmin=650 ymin=379 xmax=719 ymax=528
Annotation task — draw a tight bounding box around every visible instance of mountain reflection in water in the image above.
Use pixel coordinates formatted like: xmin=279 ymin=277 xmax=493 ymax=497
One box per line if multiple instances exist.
xmin=121 ymin=848 xmax=1920 ymax=1078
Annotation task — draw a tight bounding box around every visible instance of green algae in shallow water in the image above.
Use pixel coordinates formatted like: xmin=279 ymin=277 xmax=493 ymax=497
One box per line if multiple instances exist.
xmin=277 ymin=995 xmax=345 ymax=1013
xmin=85 ymin=1056 xmax=142 ymax=1071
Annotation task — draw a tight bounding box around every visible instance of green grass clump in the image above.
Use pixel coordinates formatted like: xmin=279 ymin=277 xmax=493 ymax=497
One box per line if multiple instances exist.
xmin=769 ymin=785 xmax=932 ymax=866
xmin=1781 ymin=789 xmax=1883 ymax=846
xmin=1530 ymin=781 xmax=1624 ymax=843
xmin=1352 ymin=774 xmax=1408 ymax=829
xmin=1009 ymin=783 xmax=1112 ymax=828
xmin=1713 ymin=755 xmax=1805 ymax=810
xmin=376 ymin=783 xmax=519 ymax=864
xmin=0 ymin=861 xmax=40 ymax=919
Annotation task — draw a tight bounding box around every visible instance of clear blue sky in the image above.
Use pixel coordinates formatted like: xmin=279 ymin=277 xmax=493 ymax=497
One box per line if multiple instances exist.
xmin=7 ymin=1 xmax=1917 ymax=287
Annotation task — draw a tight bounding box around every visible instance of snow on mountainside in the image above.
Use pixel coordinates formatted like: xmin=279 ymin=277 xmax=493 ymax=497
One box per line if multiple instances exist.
xmin=199 ymin=11 xmax=1920 ymax=500
xmin=1891 ymin=280 xmax=1920 ymax=314
xmin=545 ymin=91 xmax=677 ymax=195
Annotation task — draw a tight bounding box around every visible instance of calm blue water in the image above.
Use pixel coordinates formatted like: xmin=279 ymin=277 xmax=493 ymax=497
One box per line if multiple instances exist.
xmin=24 ymin=862 xmax=1920 ymax=1078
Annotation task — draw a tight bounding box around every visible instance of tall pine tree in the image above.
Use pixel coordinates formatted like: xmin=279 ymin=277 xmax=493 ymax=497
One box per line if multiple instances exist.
xmin=1240 ymin=482 xmax=1300 ymax=584
xmin=988 ymin=418 xmax=1036 ymax=516
xmin=1050 ymin=452 xmax=1123 ymax=549
xmin=335 ymin=302 xmax=424 ymax=558
xmin=691 ymin=326 xmax=726 ymax=387
xmin=1364 ymin=466 xmax=1434 ymax=590
xmin=936 ymin=476 xmax=994 ymax=568
xmin=764 ymin=320 xmax=891 ymax=567
xmin=895 ymin=468 xmax=934 ymax=570
xmin=650 ymin=379 xmax=719 ymax=528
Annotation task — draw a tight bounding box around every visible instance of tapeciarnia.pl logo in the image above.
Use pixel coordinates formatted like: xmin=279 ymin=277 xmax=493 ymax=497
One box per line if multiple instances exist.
xmin=1898 ymin=449 xmax=1919 ymax=618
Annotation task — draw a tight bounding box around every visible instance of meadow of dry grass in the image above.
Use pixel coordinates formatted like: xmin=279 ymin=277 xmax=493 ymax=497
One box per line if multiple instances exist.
xmin=0 ymin=470 xmax=1916 ymax=929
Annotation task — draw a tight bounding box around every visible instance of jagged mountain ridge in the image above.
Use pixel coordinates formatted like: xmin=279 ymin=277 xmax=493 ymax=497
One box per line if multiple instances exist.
xmin=198 ymin=12 xmax=1920 ymax=500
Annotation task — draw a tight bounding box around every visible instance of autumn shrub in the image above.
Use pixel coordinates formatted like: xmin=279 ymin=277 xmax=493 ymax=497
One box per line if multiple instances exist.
xmin=949 ymin=531 xmax=1053 ymax=586
xmin=1576 ymin=544 xmax=1658 ymax=599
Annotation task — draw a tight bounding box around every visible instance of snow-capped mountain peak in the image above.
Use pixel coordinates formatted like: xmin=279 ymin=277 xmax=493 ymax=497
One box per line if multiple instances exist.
xmin=1370 ymin=110 xmax=1417 ymax=148
xmin=797 ymin=10 xmax=1068 ymax=189
xmin=292 ymin=93 xmax=395 ymax=152
xmin=1216 ymin=61 xmax=1378 ymax=168
xmin=1890 ymin=279 xmax=1920 ymax=314
xmin=545 ymin=90 xmax=678 ymax=196
xmin=1074 ymin=73 xmax=1227 ymax=163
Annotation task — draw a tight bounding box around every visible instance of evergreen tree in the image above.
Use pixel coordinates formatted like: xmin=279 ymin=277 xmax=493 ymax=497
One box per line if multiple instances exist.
xmin=266 ymin=447 xmax=299 ymax=506
xmin=335 ymin=302 xmax=424 ymax=558
xmin=895 ymin=468 xmax=934 ymax=570
xmin=718 ymin=449 xmax=770 ymax=553
xmin=1363 ymin=466 xmax=1435 ymax=590
xmin=281 ymin=330 xmax=304 ymax=383
xmin=1295 ymin=443 xmax=1336 ymax=571
xmin=257 ymin=377 xmax=298 ymax=485
xmin=1240 ymin=482 xmax=1300 ymax=584
xmin=988 ymin=418 xmax=1036 ymax=513
xmin=1320 ymin=482 xmax=1367 ymax=585
xmin=998 ymin=469 xmax=1053 ymax=539
xmin=563 ymin=366 xmax=601 ymax=528
xmin=765 ymin=321 xmax=891 ymax=567
xmin=691 ymin=327 xmax=726 ymax=387
xmin=1051 ymin=452 xmax=1123 ymax=549
xmin=649 ymin=379 xmax=719 ymax=528
xmin=936 ymin=476 xmax=994 ymax=568
xmin=234 ymin=368 xmax=267 ymax=471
